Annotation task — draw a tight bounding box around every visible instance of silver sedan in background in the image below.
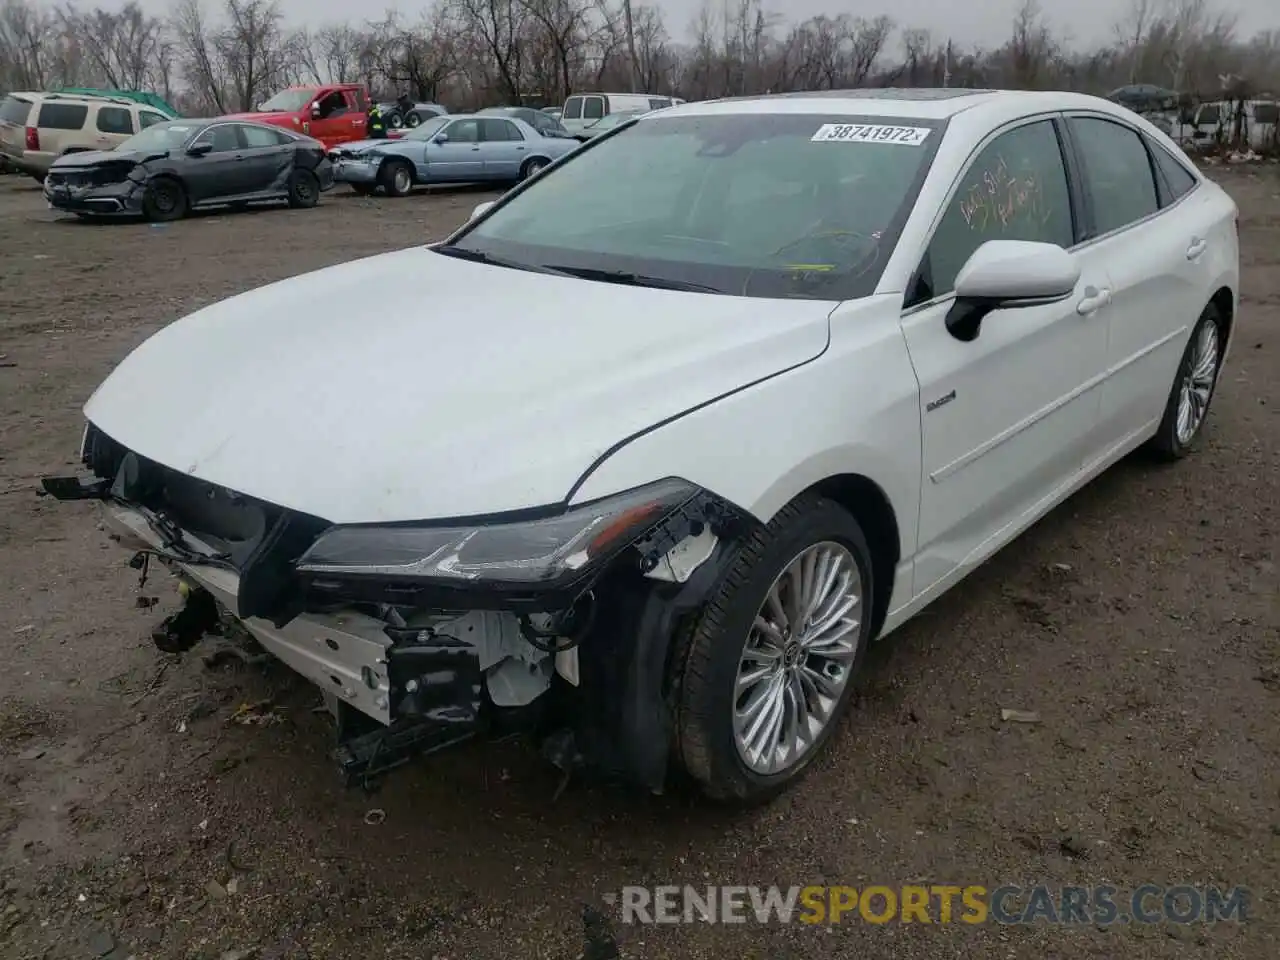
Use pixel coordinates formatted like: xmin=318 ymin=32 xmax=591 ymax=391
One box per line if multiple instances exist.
xmin=329 ymin=114 xmax=579 ymax=196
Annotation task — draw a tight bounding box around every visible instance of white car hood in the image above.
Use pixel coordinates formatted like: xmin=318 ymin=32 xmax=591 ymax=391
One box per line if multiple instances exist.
xmin=84 ymin=247 xmax=833 ymax=523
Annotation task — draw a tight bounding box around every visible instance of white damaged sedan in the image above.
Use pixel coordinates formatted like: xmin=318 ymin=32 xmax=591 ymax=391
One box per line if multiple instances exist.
xmin=44 ymin=89 xmax=1239 ymax=802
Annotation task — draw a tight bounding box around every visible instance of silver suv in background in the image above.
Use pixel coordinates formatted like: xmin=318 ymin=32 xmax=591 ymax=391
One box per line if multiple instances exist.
xmin=0 ymin=92 xmax=172 ymax=180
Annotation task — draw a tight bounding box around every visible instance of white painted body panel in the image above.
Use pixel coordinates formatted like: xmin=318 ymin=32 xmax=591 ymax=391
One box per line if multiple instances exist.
xmin=83 ymin=248 xmax=834 ymax=523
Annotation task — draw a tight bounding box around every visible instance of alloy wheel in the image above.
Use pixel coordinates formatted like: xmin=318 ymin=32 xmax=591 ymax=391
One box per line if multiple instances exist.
xmin=732 ymin=541 xmax=862 ymax=775
xmin=1175 ymin=319 xmax=1220 ymax=445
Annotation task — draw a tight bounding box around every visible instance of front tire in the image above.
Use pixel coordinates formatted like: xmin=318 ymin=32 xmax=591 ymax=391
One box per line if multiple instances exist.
xmin=520 ymin=156 xmax=549 ymax=180
xmin=287 ymin=169 xmax=319 ymax=208
xmin=143 ymin=176 xmax=187 ymax=222
xmin=379 ymin=159 xmax=413 ymax=197
xmin=1146 ymin=302 xmax=1225 ymax=459
xmin=671 ymin=495 xmax=874 ymax=803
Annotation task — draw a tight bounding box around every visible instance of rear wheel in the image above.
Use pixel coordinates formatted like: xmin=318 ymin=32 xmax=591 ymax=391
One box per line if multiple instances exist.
xmin=1145 ymin=303 xmax=1225 ymax=459
xmin=379 ymin=159 xmax=413 ymax=197
xmin=406 ymin=112 xmax=423 ymax=128
xmin=287 ymin=169 xmax=319 ymax=208
xmin=671 ymin=495 xmax=874 ymax=803
xmin=143 ymin=176 xmax=187 ymax=222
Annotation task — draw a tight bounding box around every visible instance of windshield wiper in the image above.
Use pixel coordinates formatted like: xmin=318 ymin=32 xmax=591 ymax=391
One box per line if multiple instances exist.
xmin=543 ymin=265 xmax=721 ymax=293
xmin=433 ymin=245 xmax=575 ymax=278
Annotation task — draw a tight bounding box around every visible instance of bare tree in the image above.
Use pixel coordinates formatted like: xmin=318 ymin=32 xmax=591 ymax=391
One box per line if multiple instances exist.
xmin=1 ymin=0 xmax=1278 ymax=132
xmin=449 ymin=0 xmax=526 ymax=102
xmin=62 ymin=2 xmax=171 ymax=92
xmin=1114 ymin=0 xmax=1154 ymax=82
xmin=171 ymin=0 xmax=225 ymax=112
xmin=1005 ymin=0 xmax=1059 ymax=89
xmin=0 ymin=0 xmax=58 ymax=89
xmin=217 ymin=0 xmax=289 ymax=110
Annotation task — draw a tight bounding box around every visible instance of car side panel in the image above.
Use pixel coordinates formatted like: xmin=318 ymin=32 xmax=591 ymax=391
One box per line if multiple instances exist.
xmin=1089 ymin=186 xmax=1235 ymax=448
xmin=567 ymin=296 xmax=922 ymax=617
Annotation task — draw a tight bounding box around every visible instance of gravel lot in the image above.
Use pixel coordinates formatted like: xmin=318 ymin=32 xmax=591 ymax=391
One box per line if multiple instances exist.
xmin=0 ymin=169 xmax=1277 ymax=960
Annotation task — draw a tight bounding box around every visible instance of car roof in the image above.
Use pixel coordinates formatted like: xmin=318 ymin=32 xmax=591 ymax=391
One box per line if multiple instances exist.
xmin=660 ymin=88 xmax=1117 ymax=121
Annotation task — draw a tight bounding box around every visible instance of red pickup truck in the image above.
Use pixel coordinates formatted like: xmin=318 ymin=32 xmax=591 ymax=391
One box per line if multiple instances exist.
xmin=226 ymin=84 xmax=369 ymax=149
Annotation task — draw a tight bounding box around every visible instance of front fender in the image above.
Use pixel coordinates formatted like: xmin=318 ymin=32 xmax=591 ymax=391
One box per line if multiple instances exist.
xmin=568 ymin=301 xmax=921 ymax=559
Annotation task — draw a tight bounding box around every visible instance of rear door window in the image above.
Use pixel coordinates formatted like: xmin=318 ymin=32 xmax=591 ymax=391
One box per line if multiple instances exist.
xmin=1068 ymin=116 xmax=1160 ymax=236
xmin=479 ymin=118 xmax=522 ymax=141
xmin=1253 ymin=102 xmax=1278 ymax=124
xmin=38 ymin=102 xmax=89 ymax=130
xmin=241 ymin=124 xmax=284 ymax=148
xmin=139 ymin=111 xmax=167 ymax=129
xmin=96 ymin=106 xmax=133 ymax=134
xmin=563 ymin=97 xmax=582 ymax=120
xmin=583 ymin=96 xmax=604 ymax=119
xmin=648 ymin=98 xmax=671 ymax=110
xmin=0 ymin=96 xmax=32 ymax=125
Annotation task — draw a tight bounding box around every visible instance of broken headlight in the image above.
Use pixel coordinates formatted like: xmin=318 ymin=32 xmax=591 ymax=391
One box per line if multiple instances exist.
xmin=294 ymin=478 xmax=698 ymax=588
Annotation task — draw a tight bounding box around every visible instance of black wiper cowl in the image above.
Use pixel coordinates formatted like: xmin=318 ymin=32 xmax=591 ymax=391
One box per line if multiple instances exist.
xmin=433 ymin=245 xmax=574 ymax=279
xmin=543 ymin=265 xmax=721 ymax=294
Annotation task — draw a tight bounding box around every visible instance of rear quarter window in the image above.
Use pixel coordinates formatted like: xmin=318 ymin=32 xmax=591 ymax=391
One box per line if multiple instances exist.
xmin=1254 ymin=103 xmax=1279 ymax=125
xmin=38 ymin=103 xmax=89 ymax=130
xmin=0 ymin=96 xmax=32 ymax=124
xmin=96 ymin=106 xmax=133 ymax=134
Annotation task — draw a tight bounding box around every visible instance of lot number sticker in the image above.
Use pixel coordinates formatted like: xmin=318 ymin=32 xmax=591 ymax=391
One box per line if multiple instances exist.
xmin=811 ymin=124 xmax=931 ymax=145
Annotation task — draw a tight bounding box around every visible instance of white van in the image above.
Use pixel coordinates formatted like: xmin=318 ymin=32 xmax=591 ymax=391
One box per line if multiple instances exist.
xmin=560 ymin=93 xmax=684 ymax=137
xmin=1171 ymin=99 xmax=1278 ymax=152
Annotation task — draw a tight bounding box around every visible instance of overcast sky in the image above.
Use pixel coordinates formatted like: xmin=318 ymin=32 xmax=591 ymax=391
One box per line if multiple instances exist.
xmin=133 ymin=0 xmax=1272 ymax=50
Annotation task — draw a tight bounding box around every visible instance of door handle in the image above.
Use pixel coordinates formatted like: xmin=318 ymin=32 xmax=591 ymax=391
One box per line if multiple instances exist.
xmin=1075 ymin=286 xmax=1111 ymax=316
xmin=516 ymin=145 xmax=526 ymax=150
xmin=232 ymin=154 xmax=245 ymax=160
xmin=1186 ymin=237 xmax=1207 ymax=260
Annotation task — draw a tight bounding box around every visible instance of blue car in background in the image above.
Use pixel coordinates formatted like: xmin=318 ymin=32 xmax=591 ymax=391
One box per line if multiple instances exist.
xmin=329 ymin=114 xmax=579 ymax=196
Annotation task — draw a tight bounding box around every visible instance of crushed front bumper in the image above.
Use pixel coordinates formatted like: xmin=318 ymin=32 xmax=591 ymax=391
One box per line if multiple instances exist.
xmin=45 ymin=179 xmax=144 ymax=215
xmin=103 ymin=499 xmax=396 ymax=723
xmin=44 ymin=429 xmax=756 ymax=792
xmin=330 ymin=157 xmax=378 ymax=185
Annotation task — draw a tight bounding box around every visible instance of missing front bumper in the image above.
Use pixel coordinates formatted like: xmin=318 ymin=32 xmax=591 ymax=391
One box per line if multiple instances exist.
xmin=44 ymin=454 xmax=756 ymax=792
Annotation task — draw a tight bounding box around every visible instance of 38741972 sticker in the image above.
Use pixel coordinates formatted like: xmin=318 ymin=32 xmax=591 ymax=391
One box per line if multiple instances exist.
xmin=810 ymin=123 xmax=931 ymax=145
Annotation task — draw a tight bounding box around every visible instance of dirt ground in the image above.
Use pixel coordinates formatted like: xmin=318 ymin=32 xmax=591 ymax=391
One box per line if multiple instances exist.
xmin=0 ymin=168 xmax=1277 ymax=960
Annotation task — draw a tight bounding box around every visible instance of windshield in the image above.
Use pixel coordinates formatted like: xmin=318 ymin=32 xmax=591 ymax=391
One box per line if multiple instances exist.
xmin=399 ymin=116 xmax=450 ymax=140
xmin=114 ymin=120 xmax=200 ymax=153
xmin=447 ymin=113 xmax=941 ymax=300
xmin=257 ymin=89 xmax=315 ymax=113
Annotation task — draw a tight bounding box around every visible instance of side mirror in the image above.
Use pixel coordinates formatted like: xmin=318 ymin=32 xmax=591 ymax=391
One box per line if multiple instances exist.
xmin=470 ymin=200 xmax=495 ymax=220
xmin=946 ymin=240 xmax=1080 ymax=341
xmin=186 ymin=141 xmax=213 ymax=157
xmin=433 ymin=133 xmax=449 ymax=144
